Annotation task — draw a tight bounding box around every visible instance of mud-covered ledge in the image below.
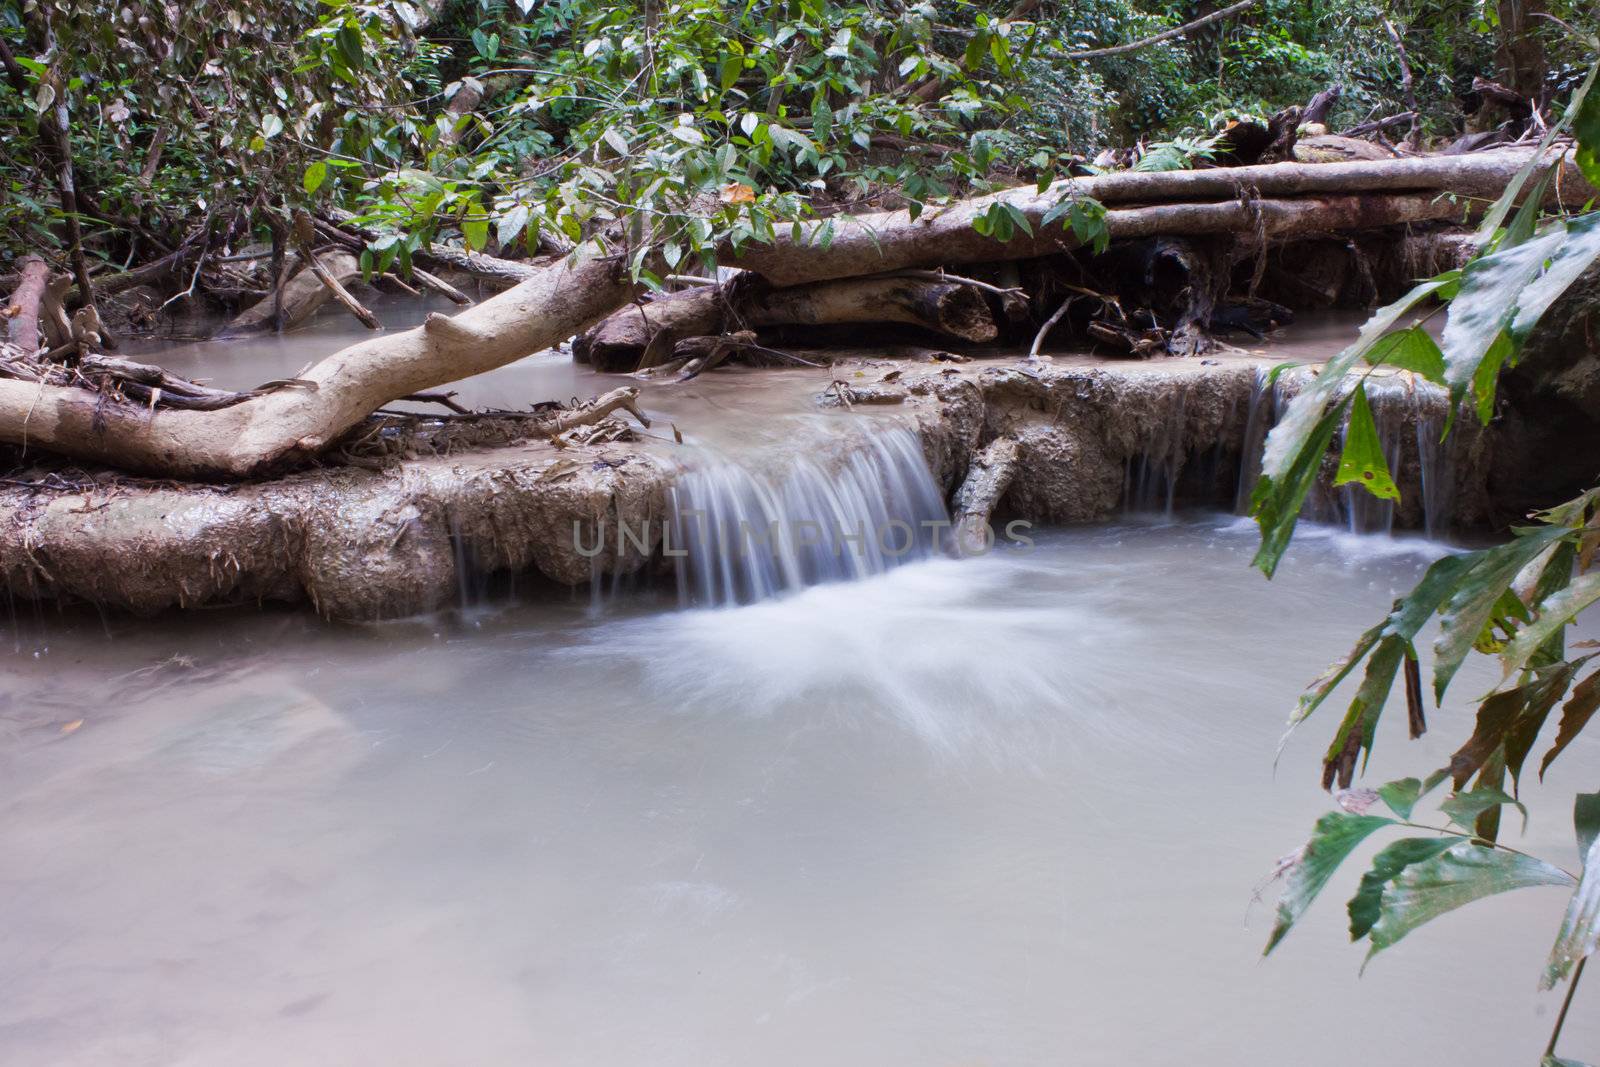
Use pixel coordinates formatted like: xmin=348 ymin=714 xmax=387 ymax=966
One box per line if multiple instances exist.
xmin=0 ymin=355 xmax=1494 ymax=621
xmin=898 ymin=358 xmax=1488 ymax=531
xmin=0 ymin=441 xmax=672 ymax=620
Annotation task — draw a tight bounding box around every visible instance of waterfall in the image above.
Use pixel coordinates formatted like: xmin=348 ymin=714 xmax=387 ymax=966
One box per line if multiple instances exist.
xmin=1233 ymin=367 xmax=1456 ymax=538
xmin=1123 ymin=382 xmax=1191 ymax=517
xmin=668 ymin=423 xmax=949 ymax=608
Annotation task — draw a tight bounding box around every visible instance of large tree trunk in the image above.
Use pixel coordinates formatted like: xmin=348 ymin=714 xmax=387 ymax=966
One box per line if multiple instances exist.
xmin=1494 ymin=0 xmax=1546 ymax=102
xmin=0 ymin=249 xmax=636 ymax=478
xmin=723 ymin=149 xmax=1591 ymax=285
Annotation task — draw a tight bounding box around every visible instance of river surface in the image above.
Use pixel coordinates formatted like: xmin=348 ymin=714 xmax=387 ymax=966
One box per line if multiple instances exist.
xmin=2 ymin=305 xmax=1596 ymax=1065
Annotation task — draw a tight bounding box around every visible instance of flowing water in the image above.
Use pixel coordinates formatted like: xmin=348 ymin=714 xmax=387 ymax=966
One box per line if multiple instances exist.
xmin=3 ymin=308 xmax=1596 ymax=1065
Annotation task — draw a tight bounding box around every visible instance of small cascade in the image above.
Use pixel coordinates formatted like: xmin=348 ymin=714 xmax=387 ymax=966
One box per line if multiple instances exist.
xmin=668 ymin=423 xmax=948 ymax=608
xmin=1234 ymin=367 xmax=1280 ymax=514
xmin=1232 ymin=367 xmax=1457 ymax=538
xmin=1123 ymin=382 xmax=1191 ymax=517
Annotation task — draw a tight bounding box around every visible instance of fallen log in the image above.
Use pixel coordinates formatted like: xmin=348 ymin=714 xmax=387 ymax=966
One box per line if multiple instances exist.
xmin=318 ymin=209 xmax=555 ymax=289
xmin=575 ymin=274 xmax=997 ymax=371
xmin=220 ymin=251 xmax=363 ymax=336
xmin=743 ymin=276 xmax=996 ymax=341
xmin=302 ymin=248 xmax=380 ymax=330
xmin=5 ymin=256 xmax=50 ymax=354
xmin=952 ymin=436 xmax=1019 ymax=555
xmin=0 ymin=247 xmax=636 ymax=478
xmin=722 ymin=148 xmax=1592 ymax=285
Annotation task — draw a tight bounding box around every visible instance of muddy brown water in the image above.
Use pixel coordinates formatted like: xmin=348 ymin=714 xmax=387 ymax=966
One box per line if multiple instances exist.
xmin=2 ymin=303 xmax=1595 ymax=1065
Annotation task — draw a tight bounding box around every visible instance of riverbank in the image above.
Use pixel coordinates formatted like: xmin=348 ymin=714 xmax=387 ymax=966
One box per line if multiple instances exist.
xmin=0 ymin=329 xmax=1482 ymax=620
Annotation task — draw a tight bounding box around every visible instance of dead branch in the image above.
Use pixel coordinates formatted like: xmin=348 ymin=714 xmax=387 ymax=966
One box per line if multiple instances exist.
xmin=1061 ymin=0 xmax=1259 ymax=60
xmin=952 ymin=436 xmax=1019 ymax=555
xmin=5 ymin=256 xmax=50 ymax=355
xmin=0 ymin=247 xmax=638 ymax=477
xmin=723 ymin=149 xmax=1594 ymax=286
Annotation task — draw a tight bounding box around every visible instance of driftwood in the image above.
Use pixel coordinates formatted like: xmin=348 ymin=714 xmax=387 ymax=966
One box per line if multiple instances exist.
xmin=726 ymin=148 xmax=1592 ymax=286
xmin=0 ymin=247 xmax=636 ymax=477
xmin=303 ymin=248 xmax=380 ymax=330
xmin=318 ymin=209 xmax=554 ymax=289
xmin=220 ymin=251 xmax=363 ymax=336
xmin=575 ymin=274 xmax=997 ymax=371
xmin=1 ymin=149 xmax=1593 ymax=480
xmin=4 ymin=256 xmax=49 ymax=354
xmin=952 ymin=436 xmax=1019 ymax=555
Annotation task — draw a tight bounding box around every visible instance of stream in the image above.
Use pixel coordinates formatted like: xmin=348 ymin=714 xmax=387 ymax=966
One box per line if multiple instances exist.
xmin=2 ymin=304 xmax=1596 ymax=1065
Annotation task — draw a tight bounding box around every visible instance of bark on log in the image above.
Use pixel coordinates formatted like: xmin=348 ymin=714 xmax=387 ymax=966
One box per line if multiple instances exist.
xmin=722 ymin=149 xmax=1593 ymax=286
xmin=952 ymin=436 xmax=1019 ymax=555
xmin=743 ymin=276 xmax=996 ymax=341
xmin=220 ymin=252 xmax=362 ymax=336
xmin=573 ymin=287 xmax=723 ymax=370
xmin=319 ymin=209 xmax=561 ymax=287
xmin=0 ymin=248 xmax=636 ymax=478
xmin=5 ymin=256 xmax=50 ymax=355
xmin=574 ymin=275 xmax=997 ymax=371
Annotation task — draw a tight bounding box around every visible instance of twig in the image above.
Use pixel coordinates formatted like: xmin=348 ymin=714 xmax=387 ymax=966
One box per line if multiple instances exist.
xmin=411 ymin=267 xmax=472 ymax=306
xmin=1341 ymin=112 xmax=1417 ymax=138
xmin=1380 ymin=18 xmax=1422 ymax=149
xmin=881 ymin=269 xmax=1026 ymax=299
xmin=1062 ymin=0 xmax=1259 ymax=60
xmin=301 ymin=246 xmax=380 ymax=330
xmin=1546 ymin=957 xmax=1587 ymax=1061
xmin=399 ymin=391 xmax=472 ymax=414
xmin=1030 ymin=296 xmax=1076 ymax=357
xmin=381 ymin=272 xmax=422 ymax=297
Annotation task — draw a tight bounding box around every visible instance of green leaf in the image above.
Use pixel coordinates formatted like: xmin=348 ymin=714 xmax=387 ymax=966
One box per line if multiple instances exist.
xmin=1576 ymin=793 xmax=1600 ymax=865
xmin=1542 ymin=671 xmax=1600 ymax=779
xmin=1265 ymin=813 xmax=1394 ymax=954
xmin=461 ymin=216 xmax=489 ymax=252
xmin=1544 ymin=833 xmax=1600 ymax=989
xmin=1320 ymin=636 xmax=1405 ymax=788
xmin=1251 ymin=393 xmax=1353 ymax=577
xmin=1499 ymin=163 xmax=1556 ymax=251
xmin=1577 ymin=65 xmax=1600 ymax=187
xmin=496 ymin=204 xmax=530 ymax=251
xmin=1348 ymin=837 xmax=1456 ymax=940
xmin=1440 ymin=227 xmax=1566 ymax=405
xmin=1253 ymin=277 xmax=1450 ymax=576
xmin=302 ymin=161 xmax=328 ymax=195
xmin=1377 ymin=776 xmax=1443 ymax=821
xmin=1291 ymin=553 xmax=1475 ymax=729
xmin=337 ymin=24 xmax=365 ymax=71
xmin=1368 ymin=843 xmax=1574 ymax=963
xmin=1502 ymin=573 xmax=1600 ymax=678
xmin=1333 ymin=384 xmax=1400 ymax=502
xmin=1439 ymin=786 xmax=1527 ymax=831
xmin=1001 ymin=202 xmax=1033 ymax=238
xmin=1363 ymin=326 xmax=1445 ymax=384
xmin=1433 ymin=526 xmax=1571 ymax=701
xmin=1510 ymin=213 xmax=1600 ymax=344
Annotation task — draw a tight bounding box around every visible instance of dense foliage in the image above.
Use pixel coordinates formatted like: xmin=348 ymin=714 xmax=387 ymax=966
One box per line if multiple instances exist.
xmin=1256 ymin=49 xmax=1600 ymax=1065
xmin=3 ymin=0 xmax=1598 ymax=285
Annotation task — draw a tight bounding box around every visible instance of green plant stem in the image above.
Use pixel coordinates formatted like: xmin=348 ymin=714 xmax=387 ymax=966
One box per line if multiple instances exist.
xmin=1545 ymin=956 xmax=1587 ymax=1060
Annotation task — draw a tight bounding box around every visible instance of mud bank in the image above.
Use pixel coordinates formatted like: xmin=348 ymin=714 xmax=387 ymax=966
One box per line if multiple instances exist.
xmin=0 ymin=354 xmax=1485 ymax=620
xmin=901 ymin=357 xmax=1486 ymax=531
xmin=0 ymin=441 xmax=671 ymax=620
